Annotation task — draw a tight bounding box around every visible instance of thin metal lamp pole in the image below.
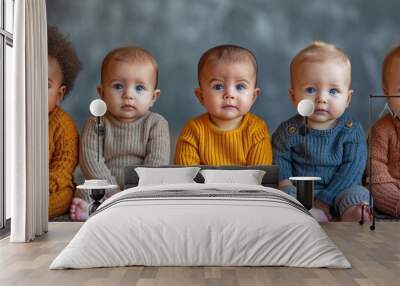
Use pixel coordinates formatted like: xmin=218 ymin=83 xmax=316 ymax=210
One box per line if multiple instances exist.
xmin=96 ymin=117 xmax=100 ymax=162
xmin=368 ymin=95 xmax=376 ymax=230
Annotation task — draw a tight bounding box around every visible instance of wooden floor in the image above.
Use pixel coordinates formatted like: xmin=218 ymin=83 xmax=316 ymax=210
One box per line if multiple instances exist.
xmin=0 ymin=222 xmax=399 ymax=286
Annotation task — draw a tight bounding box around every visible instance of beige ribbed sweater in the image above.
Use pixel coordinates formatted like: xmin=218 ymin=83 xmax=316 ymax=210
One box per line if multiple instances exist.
xmin=79 ymin=111 xmax=170 ymax=192
xmin=367 ymin=114 xmax=400 ymax=216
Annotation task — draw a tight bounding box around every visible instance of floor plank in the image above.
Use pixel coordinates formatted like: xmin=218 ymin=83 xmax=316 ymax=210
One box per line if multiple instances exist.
xmin=0 ymin=222 xmax=399 ymax=286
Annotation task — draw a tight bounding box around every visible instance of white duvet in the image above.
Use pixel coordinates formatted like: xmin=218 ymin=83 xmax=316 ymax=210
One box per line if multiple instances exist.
xmin=50 ymin=183 xmax=351 ymax=269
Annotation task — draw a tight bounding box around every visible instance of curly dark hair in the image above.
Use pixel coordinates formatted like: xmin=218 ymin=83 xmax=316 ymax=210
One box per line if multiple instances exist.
xmin=48 ymin=26 xmax=81 ymax=96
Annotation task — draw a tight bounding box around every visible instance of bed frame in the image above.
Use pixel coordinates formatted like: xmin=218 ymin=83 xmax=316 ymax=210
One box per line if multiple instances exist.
xmin=124 ymin=165 xmax=279 ymax=189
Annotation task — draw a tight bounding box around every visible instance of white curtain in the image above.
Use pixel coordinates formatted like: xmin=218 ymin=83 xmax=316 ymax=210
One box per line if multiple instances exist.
xmin=7 ymin=0 xmax=48 ymax=242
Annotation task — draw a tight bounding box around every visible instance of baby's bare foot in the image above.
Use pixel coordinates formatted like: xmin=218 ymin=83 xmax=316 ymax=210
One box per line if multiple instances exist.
xmin=341 ymin=204 xmax=371 ymax=223
xmin=69 ymin=198 xmax=89 ymax=221
xmin=309 ymin=207 xmax=329 ymax=223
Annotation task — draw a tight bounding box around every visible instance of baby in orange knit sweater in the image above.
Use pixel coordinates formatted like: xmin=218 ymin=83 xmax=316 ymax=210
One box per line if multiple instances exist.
xmin=175 ymin=45 xmax=272 ymax=166
xmin=47 ymin=26 xmax=81 ymax=218
xmin=368 ymin=45 xmax=400 ymax=216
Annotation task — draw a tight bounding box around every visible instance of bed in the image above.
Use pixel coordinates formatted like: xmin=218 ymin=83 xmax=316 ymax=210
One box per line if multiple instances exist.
xmin=50 ymin=165 xmax=350 ymax=269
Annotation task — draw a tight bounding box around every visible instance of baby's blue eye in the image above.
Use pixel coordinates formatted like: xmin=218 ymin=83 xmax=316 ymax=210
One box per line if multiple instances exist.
xmin=113 ymin=83 xmax=124 ymax=91
xmin=136 ymin=85 xmax=145 ymax=92
xmin=305 ymin=87 xmax=316 ymax=94
xmin=236 ymin=84 xmax=246 ymax=91
xmin=329 ymin=88 xmax=339 ymax=96
xmin=213 ymin=84 xmax=224 ymax=91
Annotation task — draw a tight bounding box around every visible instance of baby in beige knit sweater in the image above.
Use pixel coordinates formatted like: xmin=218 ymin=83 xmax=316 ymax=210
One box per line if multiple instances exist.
xmin=70 ymin=46 xmax=170 ymax=221
xmin=368 ymin=45 xmax=400 ymax=216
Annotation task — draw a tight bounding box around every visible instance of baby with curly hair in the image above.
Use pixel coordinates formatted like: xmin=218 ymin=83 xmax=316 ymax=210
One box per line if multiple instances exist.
xmin=47 ymin=26 xmax=81 ymax=218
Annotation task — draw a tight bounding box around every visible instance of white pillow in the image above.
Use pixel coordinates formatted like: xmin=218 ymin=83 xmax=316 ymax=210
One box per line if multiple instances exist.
xmin=135 ymin=167 xmax=201 ymax=186
xmin=200 ymin=169 xmax=266 ymax=185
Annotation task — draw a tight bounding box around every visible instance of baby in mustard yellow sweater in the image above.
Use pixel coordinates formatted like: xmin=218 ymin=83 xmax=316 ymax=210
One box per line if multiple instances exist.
xmin=175 ymin=45 xmax=272 ymax=166
xmin=47 ymin=26 xmax=81 ymax=218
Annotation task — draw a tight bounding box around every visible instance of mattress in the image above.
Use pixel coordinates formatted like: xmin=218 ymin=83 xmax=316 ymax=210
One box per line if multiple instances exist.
xmin=50 ymin=183 xmax=350 ymax=269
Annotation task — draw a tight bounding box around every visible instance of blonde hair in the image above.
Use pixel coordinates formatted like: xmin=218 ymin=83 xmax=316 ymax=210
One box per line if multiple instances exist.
xmin=290 ymin=41 xmax=352 ymax=87
xmin=197 ymin=44 xmax=258 ymax=85
xmin=382 ymin=44 xmax=400 ymax=88
xmin=101 ymin=46 xmax=159 ymax=88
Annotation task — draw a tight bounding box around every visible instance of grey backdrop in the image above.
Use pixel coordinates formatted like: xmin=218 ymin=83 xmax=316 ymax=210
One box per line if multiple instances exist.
xmin=47 ymin=0 xmax=400 ymax=147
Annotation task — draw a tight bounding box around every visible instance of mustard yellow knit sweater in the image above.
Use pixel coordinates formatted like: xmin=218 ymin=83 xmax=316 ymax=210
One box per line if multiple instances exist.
xmin=48 ymin=106 xmax=79 ymax=218
xmin=175 ymin=113 xmax=272 ymax=166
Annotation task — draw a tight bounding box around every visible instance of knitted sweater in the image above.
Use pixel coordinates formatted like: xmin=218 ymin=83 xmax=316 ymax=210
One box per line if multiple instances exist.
xmin=368 ymin=114 xmax=400 ymax=184
xmin=272 ymin=113 xmax=367 ymax=205
xmin=174 ymin=113 xmax=272 ymax=166
xmin=80 ymin=111 xmax=170 ymax=189
xmin=366 ymin=114 xmax=400 ymax=215
xmin=49 ymin=106 xmax=79 ymax=217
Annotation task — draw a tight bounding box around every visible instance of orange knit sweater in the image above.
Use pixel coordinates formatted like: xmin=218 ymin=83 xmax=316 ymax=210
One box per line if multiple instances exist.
xmin=367 ymin=114 xmax=400 ymax=216
xmin=48 ymin=106 xmax=79 ymax=218
xmin=174 ymin=113 xmax=272 ymax=166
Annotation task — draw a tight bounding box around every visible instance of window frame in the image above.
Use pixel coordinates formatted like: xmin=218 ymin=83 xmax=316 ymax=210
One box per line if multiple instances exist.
xmin=1 ymin=0 xmax=14 ymax=231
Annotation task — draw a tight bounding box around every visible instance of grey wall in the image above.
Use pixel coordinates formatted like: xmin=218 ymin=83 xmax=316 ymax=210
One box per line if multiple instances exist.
xmin=47 ymin=0 xmax=400 ymax=142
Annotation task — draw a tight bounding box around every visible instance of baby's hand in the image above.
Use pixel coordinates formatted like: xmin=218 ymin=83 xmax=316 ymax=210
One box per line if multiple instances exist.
xmin=314 ymin=199 xmax=332 ymax=221
xmin=278 ymin=179 xmax=296 ymax=197
xmin=278 ymin=179 xmax=294 ymax=189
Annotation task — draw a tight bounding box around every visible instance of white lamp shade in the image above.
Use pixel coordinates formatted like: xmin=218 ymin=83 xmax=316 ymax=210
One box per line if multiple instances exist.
xmin=297 ymin=99 xmax=314 ymax=117
xmin=89 ymin=99 xmax=107 ymax=117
